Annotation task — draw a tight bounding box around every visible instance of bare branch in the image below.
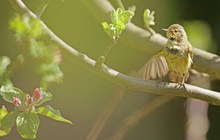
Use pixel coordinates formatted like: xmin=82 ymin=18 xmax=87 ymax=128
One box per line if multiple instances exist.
xmin=8 ymin=0 xmax=220 ymax=106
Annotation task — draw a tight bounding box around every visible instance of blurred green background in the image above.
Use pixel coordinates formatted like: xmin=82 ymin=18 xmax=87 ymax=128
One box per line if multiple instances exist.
xmin=1 ymin=0 xmax=220 ymax=140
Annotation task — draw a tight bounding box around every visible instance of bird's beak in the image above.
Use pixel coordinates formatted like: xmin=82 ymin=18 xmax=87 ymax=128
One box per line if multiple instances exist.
xmin=162 ymin=28 xmax=169 ymax=32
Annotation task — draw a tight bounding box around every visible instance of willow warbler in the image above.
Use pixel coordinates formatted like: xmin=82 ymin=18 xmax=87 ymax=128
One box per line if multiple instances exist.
xmin=143 ymin=24 xmax=194 ymax=84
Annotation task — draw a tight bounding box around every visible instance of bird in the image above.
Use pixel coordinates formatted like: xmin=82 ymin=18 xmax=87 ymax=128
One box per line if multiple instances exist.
xmin=143 ymin=24 xmax=194 ymax=84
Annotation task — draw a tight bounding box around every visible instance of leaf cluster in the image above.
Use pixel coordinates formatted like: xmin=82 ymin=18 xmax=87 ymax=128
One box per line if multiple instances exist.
xmin=102 ymin=8 xmax=134 ymax=40
xmin=0 ymin=86 xmax=72 ymax=139
xmin=9 ymin=14 xmax=63 ymax=88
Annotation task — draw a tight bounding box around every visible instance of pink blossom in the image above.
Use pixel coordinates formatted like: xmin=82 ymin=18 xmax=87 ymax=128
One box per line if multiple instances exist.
xmin=13 ymin=97 xmax=21 ymax=106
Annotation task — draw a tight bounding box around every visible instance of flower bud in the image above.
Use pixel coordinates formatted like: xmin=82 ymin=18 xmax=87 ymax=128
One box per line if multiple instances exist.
xmin=33 ymin=88 xmax=41 ymax=101
xmin=13 ymin=97 xmax=21 ymax=106
xmin=24 ymin=95 xmax=33 ymax=105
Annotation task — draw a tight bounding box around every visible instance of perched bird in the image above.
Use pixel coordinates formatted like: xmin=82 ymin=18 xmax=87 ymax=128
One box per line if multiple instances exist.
xmin=143 ymin=24 xmax=194 ymax=84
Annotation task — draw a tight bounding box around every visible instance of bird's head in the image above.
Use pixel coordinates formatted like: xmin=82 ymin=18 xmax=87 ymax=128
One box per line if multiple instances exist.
xmin=163 ymin=24 xmax=188 ymax=43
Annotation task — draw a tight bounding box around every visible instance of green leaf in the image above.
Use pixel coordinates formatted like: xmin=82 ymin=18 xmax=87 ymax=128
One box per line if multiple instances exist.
xmin=0 ymin=86 xmax=26 ymax=103
xmin=0 ymin=106 xmax=11 ymax=137
xmin=103 ymin=8 xmax=134 ymax=39
xmin=9 ymin=14 xmax=44 ymax=39
xmin=102 ymin=22 xmax=116 ymax=38
xmin=29 ymin=40 xmax=45 ymax=58
xmin=143 ymin=9 xmax=155 ymax=27
xmin=29 ymin=18 xmax=44 ymax=38
xmin=16 ymin=112 xmax=40 ymax=139
xmin=1 ymin=111 xmax=17 ymax=130
xmin=36 ymin=105 xmax=72 ymax=125
xmin=0 ymin=56 xmax=11 ymax=76
xmin=9 ymin=14 xmax=27 ymax=38
xmin=118 ymin=11 xmax=134 ymax=25
xmin=0 ymin=106 xmax=8 ymax=124
xmin=0 ymin=128 xmax=11 ymax=137
xmin=102 ymin=22 xmax=109 ymax=31
xmin=111 ymin=8 xmax=134 ymax=25
xmin=34 ymin=88 xmax=52 ymax=106
xmin=39 ymin=63 xmax=63 ymax=85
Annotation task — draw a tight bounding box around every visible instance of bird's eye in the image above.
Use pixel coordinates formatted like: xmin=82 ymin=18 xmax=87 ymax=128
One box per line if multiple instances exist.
xmin=174 ymin=30 xmax=177 ymax=33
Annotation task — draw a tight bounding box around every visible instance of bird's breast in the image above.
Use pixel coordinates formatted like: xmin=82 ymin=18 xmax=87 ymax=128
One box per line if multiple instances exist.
xmin=163 ymin=46 xmax=191 ymax=75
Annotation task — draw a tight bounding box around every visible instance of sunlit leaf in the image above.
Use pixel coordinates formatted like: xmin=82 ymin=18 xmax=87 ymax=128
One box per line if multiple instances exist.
xmin=143 ymin=9 xmax=155 ymax=27
xmin=1 ymin=111 xmax=17 ymax=130
xmin=36 ymin=105 xmax=72 ymax=125
xmin=29 ymin=39 xmax=45 ymax=58
xmin=9 ymin=14 xmax=44 ymax=39
xmin=0 ymin=106 xmax=8 ymax=123
xmin=29 ymin=18 xmax=44 ymax=38
xmin=16 ymin=112 xmax=39 ymax=139
xmin=0 ymin=86 xmax=26 ymax=103
xmin=39 ymin=63 xmax=63 ymax=85
xmin=9 ymin=14 xmax=27 ymax=38
xmin=0 ymin=129 xmax=11 ymax=137
xmin=0 ymin=106 xmax=11 ymax=137
xmin=0 ymin=56 xmax=11 ymax=76
xmin=102 ymin=8 xmax=134 ymax=39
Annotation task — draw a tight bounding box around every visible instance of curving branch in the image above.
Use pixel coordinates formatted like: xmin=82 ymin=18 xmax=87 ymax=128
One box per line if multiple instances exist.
xmin=9 ymin=0 xmax=220 ymax=106
xmin=81 ymin=0 xmax=220 ymax=79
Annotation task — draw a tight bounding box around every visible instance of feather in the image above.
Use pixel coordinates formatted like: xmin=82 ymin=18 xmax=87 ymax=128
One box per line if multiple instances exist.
xmin=143 ymin=51 xmax=169 ymax=80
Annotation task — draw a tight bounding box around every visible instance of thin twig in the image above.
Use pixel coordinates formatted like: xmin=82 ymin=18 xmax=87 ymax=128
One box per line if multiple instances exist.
xmin=9 ymin=0 xmax=220 ymax=106
xmin=110 ymin=95 xmax=176 ymax=140
xmin=35 ymin=0 xmax=50 ymax=18
xmin=86 ymin=88 xmax=126 ymax=140
xmin=95 ymin=39 xmax=118 ymax=69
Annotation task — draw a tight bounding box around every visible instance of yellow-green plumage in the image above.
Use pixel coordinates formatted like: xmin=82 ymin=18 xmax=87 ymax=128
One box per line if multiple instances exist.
xmin=143 ymin=24 xmax=194 ymax=84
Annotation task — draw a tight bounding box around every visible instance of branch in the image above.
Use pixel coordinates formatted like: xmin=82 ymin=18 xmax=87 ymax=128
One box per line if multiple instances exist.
xmin=81 ymin=0 xmax=220 ymax=79
xmin=110 ymin=96 xmax=176 ymax=140
xmin=9 ymin=0 xmax=220 ymax=106
xmin=86 ymin=88 xmax=126 ymax=140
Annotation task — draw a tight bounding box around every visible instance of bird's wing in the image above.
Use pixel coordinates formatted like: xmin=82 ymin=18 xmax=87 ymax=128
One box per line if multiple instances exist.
xmin=188 ymin=42 xmax=194 ymax=60
xmin=142 ymin=51 xmax=169 ymax=80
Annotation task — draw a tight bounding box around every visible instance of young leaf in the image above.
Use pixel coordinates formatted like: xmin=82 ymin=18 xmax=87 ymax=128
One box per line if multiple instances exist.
xmin=9 ymin=14 xmax=27 ymax=38
xmin=102 ymin=8 xmax=134 ymax=39
xmin=29 ymin=18 xmax=44 ymax=38
xmin=0 ymin=56 xmax=11 ymax=76
xmin=0 ymin=86 xmax=26 ymax=103
xmin=9 ymin=14 xmax=44 ymax=39
xmin=0 ymin=106 xmax=8 ymax=123
xmin=0 ymin=129 xmax=11 ymax=137
xmin=16 ymin=112 xmax=40 ymax=139
xmin=0 ymin=106 xmax=11 ymax=137
xmin=0 ymin=56 xmax=13 ymax=87
xmin=29 ymin=39 xmax=45 ymax=58
xmin=117 ymin=10 xmax=134 ymax=25
xmin=33 ymin=88 xmax=52 ymax=106
xmin=1 ymin=111 xmax=17 ymax=130
xmin=39 ymin=63 xmax=63 ymax=86
xmin=36 ymin=105 xmax=72 ymax=125
xmin=143 ymin=9 xmax=155 ymax=28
